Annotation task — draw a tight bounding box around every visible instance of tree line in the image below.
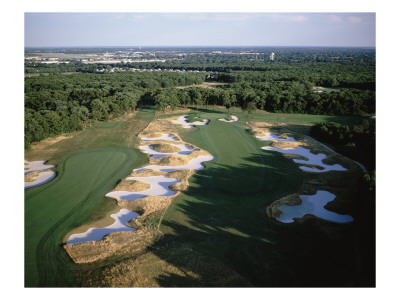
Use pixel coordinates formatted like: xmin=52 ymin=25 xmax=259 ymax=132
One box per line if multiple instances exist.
xmin=25 ymin=48 xmax=375 ymax=149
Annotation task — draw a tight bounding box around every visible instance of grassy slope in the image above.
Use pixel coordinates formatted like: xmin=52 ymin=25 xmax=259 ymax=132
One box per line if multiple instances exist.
xmin=24 ymin=109 xmax=155 ymax=287
xmin=152 ymin=109 xmax=364 ymax=286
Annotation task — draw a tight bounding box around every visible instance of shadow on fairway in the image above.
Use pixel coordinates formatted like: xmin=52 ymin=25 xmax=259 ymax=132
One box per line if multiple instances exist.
xmin=140 ymin=153 xmax=374 ymax=287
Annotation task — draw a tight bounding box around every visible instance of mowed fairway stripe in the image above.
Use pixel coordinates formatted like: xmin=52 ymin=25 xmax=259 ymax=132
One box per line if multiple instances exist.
xmin=198 ymin=119 xmax=266 ymax=194
xmin=24 ymin=148 xmax=136 ymax=287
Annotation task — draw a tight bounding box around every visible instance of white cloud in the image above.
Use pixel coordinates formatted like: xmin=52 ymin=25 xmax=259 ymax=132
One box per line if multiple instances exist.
xmin=270 ymin=14 xmax=308 ymax=22
xmin=162 ymin=13 xmax=261 ymax=22
xmin=212 ymin=13 xmax=260 ymax=22
xmin=327 ymin=15 xmax=343 ymax=23
xmin=348 ymin=16 xmax=362 ymax=23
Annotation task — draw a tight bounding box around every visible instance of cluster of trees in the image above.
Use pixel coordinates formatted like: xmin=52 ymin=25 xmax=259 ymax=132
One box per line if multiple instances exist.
xmin=309 ymin=120 xmax=376 ymax=170
xmin=214 ymin=68 xmax=375 ymax=115
xmin=24 ymin=72 xmax=206 ymax=148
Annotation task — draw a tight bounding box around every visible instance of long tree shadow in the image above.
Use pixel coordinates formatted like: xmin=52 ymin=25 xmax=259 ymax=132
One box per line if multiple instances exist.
xmin=141 ymin=152 xmax=371 ymax=287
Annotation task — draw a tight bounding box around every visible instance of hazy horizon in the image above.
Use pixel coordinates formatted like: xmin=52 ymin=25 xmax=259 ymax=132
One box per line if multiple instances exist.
xmin=25 ymin=13 xmax=376 ymax=48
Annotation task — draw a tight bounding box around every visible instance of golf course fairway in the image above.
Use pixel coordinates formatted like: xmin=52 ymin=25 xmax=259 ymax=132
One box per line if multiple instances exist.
xmin=24 ymin=148 xmax=140 ymax=286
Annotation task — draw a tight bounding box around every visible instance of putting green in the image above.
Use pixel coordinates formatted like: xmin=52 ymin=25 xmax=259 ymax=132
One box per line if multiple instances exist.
xmin=24 ymin=148 xmax=139 ymax=287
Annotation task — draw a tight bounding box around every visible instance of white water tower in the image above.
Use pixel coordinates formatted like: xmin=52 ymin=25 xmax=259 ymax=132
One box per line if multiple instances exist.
xmin=270 ymin=52 xmax=275 ymax=61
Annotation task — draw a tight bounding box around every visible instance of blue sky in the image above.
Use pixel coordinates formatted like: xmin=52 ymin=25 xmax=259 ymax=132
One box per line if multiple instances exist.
xmin=24 ymin=12 xmax=376 ymax=48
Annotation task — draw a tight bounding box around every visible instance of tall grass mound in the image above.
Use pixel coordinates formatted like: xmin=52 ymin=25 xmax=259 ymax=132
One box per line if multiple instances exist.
xmin=113 ymin=179 xmax=151 ymax=192
xmin=151 ymin=143 xmax=182 ymax=153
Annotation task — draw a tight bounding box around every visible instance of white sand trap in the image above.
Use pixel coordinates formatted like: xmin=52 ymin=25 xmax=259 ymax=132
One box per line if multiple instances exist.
xmin=139 ymin=144 xmax=198 ymax=158
xmin=173 ymin=115 xmax=209 ymax=128
xmin=106 ymin=175 xmax=180 ymax=200
xmin=66 ymin=209 xmax=139 ymax=245
xmin=256 ymin=132 xmax=296 ymax=142
xmin=134 ymin=155 xmax=215 ymax=173
xmin=218 ymin=115 xmax=239 ymax=122
xmin=141 ymin=133 xmax=178 ymax=141
xmin=276 ymin=190 xmax=354 ymax=223
xmin=24 ymin=171 xmax=56 ymax=189
xmin=24 ymin=160 xmax=55 ymax=175
xmin=261 ymin=146 xmax=347 ymax=172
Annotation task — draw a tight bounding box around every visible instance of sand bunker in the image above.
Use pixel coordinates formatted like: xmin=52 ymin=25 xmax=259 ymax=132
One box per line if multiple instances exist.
xmin=276 ymin=190 xmax=354 ymax=223
xmin=139 ymin=144 xmax=197 ymax=158
xmin=24 ymin=160 xmax=54 ymax=175
xmin=66 ymin=209 xmax=139 ymax=245
xmin=24 ymin=171 xmax=56 ymax=189
xmin=141 ymin=134 xmax=178 ymax=141
xmin=256 ymin=132 xmax=296 ymax=142
xmin=218 ymin=115 xmax=239 ymax=122
xmin=262 ymin=146 xmax=347 ymax=172
xmin=106 ymin=176 xmax=180 ymax=201
xmin=24 ymin=160 xmax=56 ymax=189
xmin=133 ymin=155 xmax=214 ymax=173
xmin=173 ymin=115 xmax=209 ymax=128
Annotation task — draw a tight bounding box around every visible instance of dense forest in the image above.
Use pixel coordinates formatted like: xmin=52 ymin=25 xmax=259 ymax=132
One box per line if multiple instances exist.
xmin=24 ymin=47 xmax=375 ymax=149
xmin=310 ymin=120 xmax=376 ymax=170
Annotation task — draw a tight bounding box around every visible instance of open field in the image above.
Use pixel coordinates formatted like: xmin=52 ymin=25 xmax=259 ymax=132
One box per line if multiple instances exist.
xmin=25 ymin=107 xmax=374 ymax=287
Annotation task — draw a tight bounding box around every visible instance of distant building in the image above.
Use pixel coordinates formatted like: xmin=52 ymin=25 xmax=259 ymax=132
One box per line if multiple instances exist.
xmin=270 ymin=52 xmax=275 ymax=61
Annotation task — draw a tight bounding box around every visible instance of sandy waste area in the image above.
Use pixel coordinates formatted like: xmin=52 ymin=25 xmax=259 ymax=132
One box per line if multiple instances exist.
xmin=253 ymin=127 xmax=352 ymax=223
xmin=255 ymin=131 xmax=346 ymax=172
xmin=139 ymin=144 xmax=197 ymax=158
xmin=66 ymin=132 xmax=214 ymax=245
xmin=66 ymin=209 xmax=140 ymax=245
